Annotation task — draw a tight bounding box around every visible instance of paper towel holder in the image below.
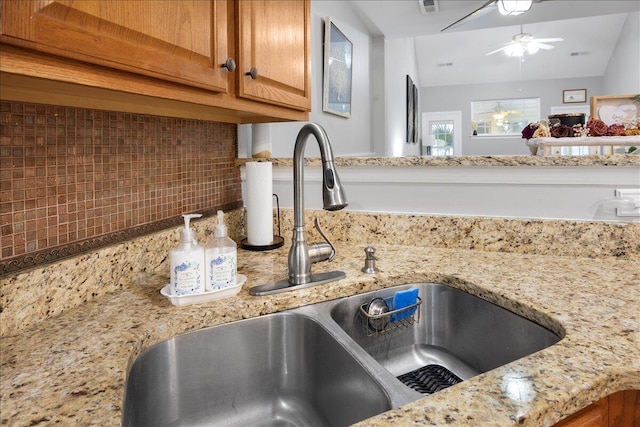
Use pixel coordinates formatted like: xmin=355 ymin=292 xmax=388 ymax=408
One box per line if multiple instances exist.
xmin=241 ymin=194 xmax=285 ymax=251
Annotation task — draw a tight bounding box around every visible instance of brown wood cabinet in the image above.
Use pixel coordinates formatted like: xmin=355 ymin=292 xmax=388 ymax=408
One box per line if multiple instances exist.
xmin=0 ymin=0 xmax=311 ymax=123
xmin=236 ymin=0 xmax=310 ymax=110
xmin=554 ymin=390 xmax=639 ymax=427
xmin=1 ymin=0 xmax=230 ymax=92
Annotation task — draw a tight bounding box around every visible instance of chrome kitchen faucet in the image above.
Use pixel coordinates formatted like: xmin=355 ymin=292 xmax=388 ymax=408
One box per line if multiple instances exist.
xmin=250 ymin=123 xmax=348 ymax=296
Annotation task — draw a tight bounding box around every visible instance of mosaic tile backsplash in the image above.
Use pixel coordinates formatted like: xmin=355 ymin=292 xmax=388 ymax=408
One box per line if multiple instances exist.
xmin=0 ymin=101 xmax=242 ymax=275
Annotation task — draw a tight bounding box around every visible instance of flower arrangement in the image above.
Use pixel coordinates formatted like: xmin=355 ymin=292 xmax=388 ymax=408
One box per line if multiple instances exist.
xmin=522 ymin=116 xmax=640 ymax=140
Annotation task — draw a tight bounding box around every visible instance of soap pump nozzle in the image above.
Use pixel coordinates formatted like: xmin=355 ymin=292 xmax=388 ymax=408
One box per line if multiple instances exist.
xmin=180 ymin=213 xmax=202 ymax=244
xmin=214 ymin=210 xmax=227 ymax=238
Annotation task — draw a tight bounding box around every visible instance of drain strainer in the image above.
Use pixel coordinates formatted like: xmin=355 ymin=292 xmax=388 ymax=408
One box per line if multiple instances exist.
xmin=397 ymin=364 xmax=463 ymax=395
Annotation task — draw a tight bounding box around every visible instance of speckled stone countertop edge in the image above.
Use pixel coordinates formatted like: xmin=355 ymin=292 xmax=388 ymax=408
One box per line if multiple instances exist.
xmin=1 ymin=243 xmax=639 ymax=426
xmin=236 ymin=154 xmax=640 ymax=167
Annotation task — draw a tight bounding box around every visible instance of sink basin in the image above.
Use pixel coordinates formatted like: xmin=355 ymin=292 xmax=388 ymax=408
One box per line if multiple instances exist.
xmin=329 ymin=283 xmax=563 ymax=392
xmin=122 ymin=312 xmax=391 ymax=427
xmin=124 ymin=282 xmax=563 ymax=425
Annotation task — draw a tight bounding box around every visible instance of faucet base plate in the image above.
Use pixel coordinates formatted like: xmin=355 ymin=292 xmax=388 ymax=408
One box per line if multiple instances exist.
xmin=249 ymin=271 xmax=346 ymax=296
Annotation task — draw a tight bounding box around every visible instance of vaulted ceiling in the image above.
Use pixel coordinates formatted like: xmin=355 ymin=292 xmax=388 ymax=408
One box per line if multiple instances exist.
xmin=348 ymin=0 xmax=640 ymax=87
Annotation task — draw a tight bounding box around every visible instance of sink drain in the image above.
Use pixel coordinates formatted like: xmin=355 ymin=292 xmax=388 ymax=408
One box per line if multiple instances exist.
xmin=397 ymin=364 xmax=463 ymax=395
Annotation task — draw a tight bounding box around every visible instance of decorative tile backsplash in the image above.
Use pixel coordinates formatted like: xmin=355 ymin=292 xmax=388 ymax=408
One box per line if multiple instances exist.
xmin=0 ymin=101 xmax=242 ymax=275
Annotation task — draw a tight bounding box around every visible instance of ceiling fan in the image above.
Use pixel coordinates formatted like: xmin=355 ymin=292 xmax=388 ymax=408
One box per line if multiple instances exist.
xmin=441 ymin=0 xmax=546 ymax=32
xmin=485 ymin=25 xmax=563 ymax=57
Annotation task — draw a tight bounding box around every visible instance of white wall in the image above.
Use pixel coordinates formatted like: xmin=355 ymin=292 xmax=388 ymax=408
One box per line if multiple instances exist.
xmin=371 ymin=36 xmax=386 ymax=157
xmin=603 ymin=12 xmax=640 ymax=95
xmin=602 ymin=13 xmax=640 ymax=95
xmin=384 ymin=37 xmax=421 ymax=157
xmin=242 ymin=165 xmax=640 ymax=223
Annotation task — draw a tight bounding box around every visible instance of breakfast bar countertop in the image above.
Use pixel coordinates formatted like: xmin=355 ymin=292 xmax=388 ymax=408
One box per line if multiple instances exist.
xmin=236 ymin=154 xmax=640 ymax=168
xmin=1 ymin=242 xmax=639 ymax=426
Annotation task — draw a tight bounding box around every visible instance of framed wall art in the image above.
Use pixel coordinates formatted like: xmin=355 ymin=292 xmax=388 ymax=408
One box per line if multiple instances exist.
xmin=323 ymin=18 xmax=352 ymax=118
xmin=413 ymin=83 xmax=419 ymax=144
xmin=406 ymin=75 xmax=417 ymax=143
xmin=563 ymin=89 xmax=587 ymax=104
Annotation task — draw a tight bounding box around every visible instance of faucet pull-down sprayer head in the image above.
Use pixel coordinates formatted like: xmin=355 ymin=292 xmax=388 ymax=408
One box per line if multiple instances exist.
xmin=320 ymin=143 xmax=347 ymax=212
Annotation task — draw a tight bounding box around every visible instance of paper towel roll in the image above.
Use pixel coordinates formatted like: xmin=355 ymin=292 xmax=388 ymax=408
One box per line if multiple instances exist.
xmin=246 ymin=161 xmax=274 ymax=246
xmin=252 ymin=124 xmax=272 ymax=158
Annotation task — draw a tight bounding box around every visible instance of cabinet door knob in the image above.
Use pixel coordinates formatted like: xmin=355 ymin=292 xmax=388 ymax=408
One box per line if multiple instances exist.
xmin=245 ymin=67 xmax=258 ymax=80
xmin=221 ymin=58 xmax=236 ymax=71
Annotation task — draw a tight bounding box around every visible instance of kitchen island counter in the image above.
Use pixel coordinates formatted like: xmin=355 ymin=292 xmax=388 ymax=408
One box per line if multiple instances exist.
xmin=237 ymin=154 xmax=640 ymax=168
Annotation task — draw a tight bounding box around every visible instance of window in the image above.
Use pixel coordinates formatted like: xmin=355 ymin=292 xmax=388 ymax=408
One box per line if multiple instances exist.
xmin=422 ymin=111 xmax=462 ymax=156
xmin=471 ymin=98 xmax=540 ymax=136
xmin=428 ymin=120 xmax=454 ymax=156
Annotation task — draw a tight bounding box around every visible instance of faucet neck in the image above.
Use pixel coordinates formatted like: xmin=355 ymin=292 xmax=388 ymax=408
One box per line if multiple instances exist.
xmin=292 ymin=123 xmax=334 ymax=229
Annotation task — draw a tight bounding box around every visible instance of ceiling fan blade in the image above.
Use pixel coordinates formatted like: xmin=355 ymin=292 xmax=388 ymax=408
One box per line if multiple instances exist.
xmin=534 ymin=43 xmax=556 ymax=50
xmin=485 ymin=45 xmax=510 ymax=56
xmin=533 ymin=37 xmax=564 ymax=43
xmin=441 ymin=0 xmax=497 ymax=32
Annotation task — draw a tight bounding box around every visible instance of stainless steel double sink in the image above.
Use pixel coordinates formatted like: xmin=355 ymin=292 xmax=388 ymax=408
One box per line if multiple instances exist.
xmin=123 ymin=283 xmax=562 ymax=426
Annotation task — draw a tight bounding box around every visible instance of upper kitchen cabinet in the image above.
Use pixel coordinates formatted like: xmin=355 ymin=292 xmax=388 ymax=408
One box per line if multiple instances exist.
xmin=0 ymin=0 xmax=310 ymax=123
xmin=236 ymin=0 xmax=311 ymax=111
xmin=0 ymin=0 xmax=230 ymax=93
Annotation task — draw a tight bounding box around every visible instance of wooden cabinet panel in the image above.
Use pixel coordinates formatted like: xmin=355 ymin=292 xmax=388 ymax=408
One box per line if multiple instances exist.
xmin=554 ymin=390 xmax=639 ymax=427
xmin=608 ymin=390 xmax=640 ymax=427
xmin=554 ymin=401 xmax=608 ymax=427
xmin=1 ymin=0 xmax=230 ymax=92
xmin=237 ymin=0 xmax=310 ymax=110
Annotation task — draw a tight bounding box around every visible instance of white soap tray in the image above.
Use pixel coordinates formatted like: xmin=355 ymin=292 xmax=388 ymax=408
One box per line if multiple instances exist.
xmin=161 ymin=274 xmax=247 ymax=307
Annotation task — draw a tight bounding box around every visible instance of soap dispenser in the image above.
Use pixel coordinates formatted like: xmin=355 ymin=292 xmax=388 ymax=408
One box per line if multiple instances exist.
xmin=170 ymin=213 xmax=205 ymax=295
xmin=205 ymin=210 xmax=237 ymax=291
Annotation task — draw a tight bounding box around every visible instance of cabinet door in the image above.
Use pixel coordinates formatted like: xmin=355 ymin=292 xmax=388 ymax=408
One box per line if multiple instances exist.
xmin=608 ymin=390 xmax=640 ymax=427
xmin=1 ymin=0 xmax=230 ymax=92
xmin=237 ymin=0 xmax=311 ymax=111
xmin=554 ymin=390 xmax=640 ymax=427
xmin=554 ymin=401 xmax=608 ymax=427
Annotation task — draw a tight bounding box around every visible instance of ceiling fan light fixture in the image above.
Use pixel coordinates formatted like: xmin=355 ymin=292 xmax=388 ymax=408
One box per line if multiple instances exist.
xmin=504 ymin=42 xmax=540 ymax=57
xmin=498 ymin=0 xmax=533 ymax=16
xmin=504 ymin=44 xmax=525 ymax=57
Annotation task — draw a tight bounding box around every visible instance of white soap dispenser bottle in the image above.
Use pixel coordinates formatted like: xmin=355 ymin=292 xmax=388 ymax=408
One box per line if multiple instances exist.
xmin=205 ymin=210 xmax=237 ymax=291
xmin=170 ymin=213 xmax=205 ymax=295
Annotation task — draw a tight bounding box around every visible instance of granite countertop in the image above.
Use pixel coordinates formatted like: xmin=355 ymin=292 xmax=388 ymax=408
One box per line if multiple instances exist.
xmin=1 ymin=242 xmax=639 ymax=426
xmin=237 ymin=154 xmax=640 ymax=167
